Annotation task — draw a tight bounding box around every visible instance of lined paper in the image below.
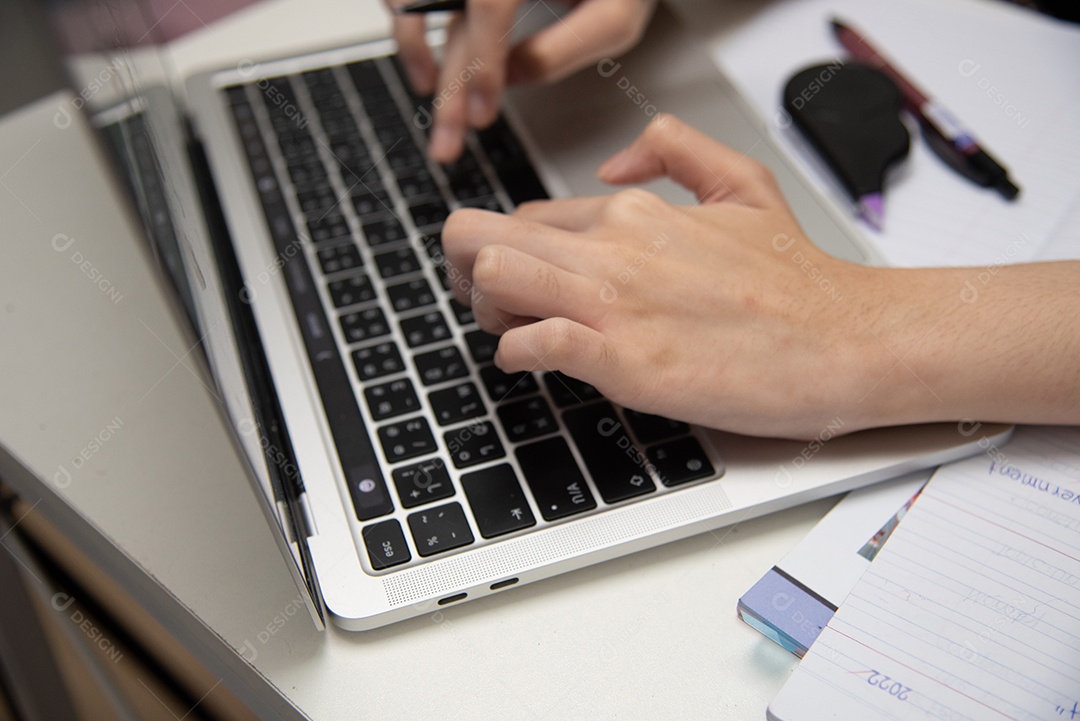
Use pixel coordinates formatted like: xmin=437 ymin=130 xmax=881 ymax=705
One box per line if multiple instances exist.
xmin=767 ymin=427 xmax=1080 ymax=721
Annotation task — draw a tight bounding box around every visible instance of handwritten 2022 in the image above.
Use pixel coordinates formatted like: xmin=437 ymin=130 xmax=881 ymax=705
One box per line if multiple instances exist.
xmin=866 ymin=671 xmax=912 ymax=701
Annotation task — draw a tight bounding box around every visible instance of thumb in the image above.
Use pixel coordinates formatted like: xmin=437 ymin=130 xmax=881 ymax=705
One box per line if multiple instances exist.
xmin=596 ymin=114 xmax=778 ymax=207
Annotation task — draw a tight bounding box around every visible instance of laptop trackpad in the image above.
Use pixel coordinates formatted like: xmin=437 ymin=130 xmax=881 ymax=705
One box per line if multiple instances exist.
xmin=504 ymin=4 xmax=871 ymax=264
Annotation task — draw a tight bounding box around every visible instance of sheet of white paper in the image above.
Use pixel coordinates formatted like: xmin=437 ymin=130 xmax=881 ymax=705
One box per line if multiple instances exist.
xmin=712 ymin=0 xmax=1080 ymax=267
xmin=767 ymin=426 xmax=1080 ymax=721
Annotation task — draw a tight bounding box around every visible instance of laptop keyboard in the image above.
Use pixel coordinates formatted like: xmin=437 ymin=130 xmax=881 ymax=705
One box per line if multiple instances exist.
xmin=223 ymin=53 xmax=720 ymax=573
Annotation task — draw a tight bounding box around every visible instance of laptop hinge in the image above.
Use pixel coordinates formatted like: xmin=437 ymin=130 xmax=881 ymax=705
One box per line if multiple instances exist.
xmin=185 ymin=132 xmax=326 ymax=626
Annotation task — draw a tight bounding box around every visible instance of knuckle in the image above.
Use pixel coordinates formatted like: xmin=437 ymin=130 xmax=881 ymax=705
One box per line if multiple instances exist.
xmin=744 ymin=158 xmax=777 ymax=187
xmin=645 ymin=112 xmax=681 ymax=141
xmin=472 ymin=245 xmax=507 ymax=290
xmin=604 ymin=188 xmax=663 ymax=220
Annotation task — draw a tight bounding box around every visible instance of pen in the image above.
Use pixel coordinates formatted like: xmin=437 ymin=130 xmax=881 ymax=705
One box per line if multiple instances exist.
xmin=831 ymin=18 xmax=1020 ymax=200
xmin=397 ymin=0 xmax=465 ymax=13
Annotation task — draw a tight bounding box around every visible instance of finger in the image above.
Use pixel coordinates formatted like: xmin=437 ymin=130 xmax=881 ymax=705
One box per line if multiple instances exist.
xmin=470 ymin=245 xmax=600 ymax=332
xmin=596 ymin=114 xmax=780 ymax=207
xmin=506 ymin=0 xmax=656 ymax=84
xmin=463 ymin=0 xmax=524 ymax=127
xmin=495 ymin=317 xmax=618 ymax=387
xmin=512 ymin=196 xmax=608 ymax=231
xmin=442 ymin=207 xmax=587 ymax=303
xmin=392 ymin=14 xmax=438 ymax=94
xmin=428 ymin=16 xmax=472 ymax=162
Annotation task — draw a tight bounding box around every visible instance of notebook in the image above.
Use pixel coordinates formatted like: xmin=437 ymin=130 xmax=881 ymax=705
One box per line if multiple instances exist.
xmin=0 ymin=0 xmax=1009 ymax=631
xmin=713 ymin=0 xmax=1080 ymax=268
xmin=767 ymin=426 xmax=1080 ymax=721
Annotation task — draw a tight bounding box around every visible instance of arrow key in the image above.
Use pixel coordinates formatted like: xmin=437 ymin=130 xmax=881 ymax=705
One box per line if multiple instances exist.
xmin=461 ymin=464 xmax=536 ymax=538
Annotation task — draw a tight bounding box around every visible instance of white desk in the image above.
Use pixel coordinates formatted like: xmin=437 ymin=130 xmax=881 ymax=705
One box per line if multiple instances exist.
xmin=4 ymin=1 xmax=839 ymax=718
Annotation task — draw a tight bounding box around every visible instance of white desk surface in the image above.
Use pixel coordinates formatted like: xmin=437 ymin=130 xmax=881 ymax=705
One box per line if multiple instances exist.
xmin=12 ymin=1 xmax=840 ymax=719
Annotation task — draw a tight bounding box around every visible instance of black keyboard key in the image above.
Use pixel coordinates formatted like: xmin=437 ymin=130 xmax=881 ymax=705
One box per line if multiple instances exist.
xmin=408 ymin=502 xmax=474 ymax=557
xmin=379 ymin=417 xmax=438 ymax=463
xmin=563 ymin=402 xmax=656 ymax=503
xmin=386 ymin=277 xmax=436 ymax=313
xmin=340 ymin=306 xmax=391 ymax=344
xmin=475 ymin=117 xmax=526 ymax=168
xmin=352 ymin=342 xmax=406 ymax=381
xmin=464 ymin=330 xmax=499 ymax=364
xmin=297 ymin=186 xmax=337 ymax=213
xmin=449 ymin=299 xmax=474 ymax=326
xmin=409 ymin=197 xmax=450 ymax=228
xmin=418 ymin=232 xmax=444 ymax=263
xmin=397 ymin=170 xmax=439 ymax=200
xmin=434 ymin=264 xmax=451 ymax=292
xmin=497 ymin=396 xmax=556 ymax=443
xmin=374 ymin=247 xmax=422 ymax=279
xmin=320 ymin=112 xmax=359 ymax=142
xmin=401 ymin=311 xmax=451 ymax=348
xmin=457 ymin=195 xmax=502 ymax=212
xmin=392 ymin=459 xmax=454 ymax=508
xmin=288 ymin=162 xmax=327 ymax=187
xmin=328 ymin=140 xmax=371 ymax=168
xmin=461 ymin=464 xmax=536 ymax=538
xmin=543 ymin=371 xmax=602 ymax=408
xmin=444 ymin=421 xmax=505 ymax=468
xmin=350 ymin=185 xmax=393 ymax=217
xmin=385 ymin=144 xmax=427 ymax=175
xmin=347 ymin=59 xmax=388 ymax=92
xmin=364 ymin=378 xmax=420 ymax=421
xmin=429 ymin=382 xmax=486 ymax=426
xmin=317 ymin=243 xmax=363 ymax=275
xmin=501 ymin=164 xmax=549 ymax=206
xmin=361 ymin=216 xmax=407 ymax=247
xmin=647 ymin=436 xmax=716 ymax=487
xmin=516 ymin=437 xmax=596 ymax=521
xmin=361 ymin=519 xmax=411 ymax=570
xmin=327 ymin=273 xmax=375 ymax=308
xmin=624 ymin=410 xmax=690 ymax=445
xmin=413 ymin=345 xmax=469 ymax=386
xmin=479 ymin=365 xmax=538 ymax=402
xmin=306 ymin=214 xmax=350 ymax=244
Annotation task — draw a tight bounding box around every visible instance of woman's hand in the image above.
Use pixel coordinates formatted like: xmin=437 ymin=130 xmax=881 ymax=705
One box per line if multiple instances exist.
xmin=389 ymin=0 xmax=657 ymax=162
xmin=443 ymin=114 xmax=1080 ymax=438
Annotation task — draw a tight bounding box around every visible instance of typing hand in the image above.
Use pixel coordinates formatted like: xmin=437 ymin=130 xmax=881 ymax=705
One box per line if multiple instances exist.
xmin=389 ymin=0 xmax=657 ymax=163
xmin=442 ymin=114 xmax=899 ymax=439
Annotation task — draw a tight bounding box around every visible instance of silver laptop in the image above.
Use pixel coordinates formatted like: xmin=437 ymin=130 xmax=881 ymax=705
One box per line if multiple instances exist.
xmin=4 ymin=0 xmax=1010 ymax=630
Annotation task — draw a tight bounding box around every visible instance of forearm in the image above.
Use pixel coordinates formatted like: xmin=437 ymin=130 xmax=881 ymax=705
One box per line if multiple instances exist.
xmin=855 ymin=261 xmax=1080 ymax=429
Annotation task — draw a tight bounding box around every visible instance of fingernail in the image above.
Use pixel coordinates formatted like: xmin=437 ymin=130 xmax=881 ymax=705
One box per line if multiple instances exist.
xmin=467 ymin=92 xmax=491 ymax=127
xmin=597 ymin=149 xmax=629 ymax=179
xmin=429 ymin=124 xmax=458 ymax=162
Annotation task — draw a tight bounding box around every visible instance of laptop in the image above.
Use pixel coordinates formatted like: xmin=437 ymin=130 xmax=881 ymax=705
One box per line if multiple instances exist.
xmin=2 ymin=0 xmax=1010 ymax=631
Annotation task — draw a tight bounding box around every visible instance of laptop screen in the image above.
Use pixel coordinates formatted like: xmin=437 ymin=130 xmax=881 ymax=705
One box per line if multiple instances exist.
xmin=30 ymin=0 xmax=262 ymax=327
